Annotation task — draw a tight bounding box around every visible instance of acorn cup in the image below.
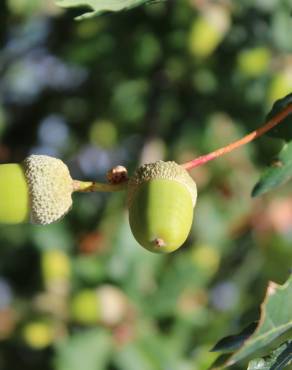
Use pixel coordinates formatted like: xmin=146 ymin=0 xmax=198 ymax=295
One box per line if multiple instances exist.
xmin=127 ymin=161 xmax=197 ymax=253
xmin=0 ymin=155 xmax=73 ymax=225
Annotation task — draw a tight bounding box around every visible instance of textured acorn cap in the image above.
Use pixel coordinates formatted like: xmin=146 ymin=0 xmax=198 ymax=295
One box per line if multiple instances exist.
xmin=128 ymin=161 xmax=197 ymax=208
xmin=23 ymin=155 xmax=73 ymax=225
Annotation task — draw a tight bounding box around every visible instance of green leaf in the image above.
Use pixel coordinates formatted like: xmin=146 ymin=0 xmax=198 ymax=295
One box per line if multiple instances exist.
xmin=252 ymin=141 xmax=292 ymax=197
xmin=247 ymin=341 xmax=292 ymax=370
xmin=226 ymin=276 xmax=292 ymax=366
xmin=266 ymin=93 xmax=292 ymax=141
xmin=211 ymin=276 xmax=292 ymax=368
xmin=209 ymin=354 xmax=232 ymax=370
xmin=247 ymin=358 xmax=270 ymax=370
xmin=270 ymin=341 xmax=292 ymax=370
xmin=211 ymin=322 xmax=257 ymax=353
xmin=54 ymin=329 xmax=112 ymax=370
xmin=54 ymin=0 xmax=157 ymax=20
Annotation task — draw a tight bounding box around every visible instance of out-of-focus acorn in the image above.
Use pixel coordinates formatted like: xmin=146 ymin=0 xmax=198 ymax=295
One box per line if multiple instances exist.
xmin=127 ymin=161 xmax=197 ymax=253
xmin=41 ymin=249 xmax=71 ymax=293
xmin=22 ymin=321 xmax=55 ymax=349
xmin=70 ymin=285 xmax=130 ymax=327
xmin=188 ymin=4 xmax=230 ymax=59
xmin=70 ymin=289 xmax=100 ymax=325
xmin=0 ymin=155 xmax=73 ymax=225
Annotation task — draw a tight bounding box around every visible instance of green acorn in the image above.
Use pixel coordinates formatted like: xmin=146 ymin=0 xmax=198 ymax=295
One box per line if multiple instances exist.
xmin=22 ymin=321 xmax=55 ymax=349
xmin=70 ymin=285 xmax=129 ymax=326
xmin=0 ymin=155 xmax=73 ymax=225
xmin=0 ymin=163 xmax=29 ymax=224
xmin=127 ymin=161 xmax=197 ymax=253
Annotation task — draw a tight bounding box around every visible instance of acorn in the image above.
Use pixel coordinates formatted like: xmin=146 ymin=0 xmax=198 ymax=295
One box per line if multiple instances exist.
xmin=0 ymin=155 xmax=73 ymax=225
xmin=70 ymin=285 xmax=130 ymax=326
xmin=127 ymin=161 xmax=197 ymax=253
xmin=22 ymin=321 xmax=55 ymax=349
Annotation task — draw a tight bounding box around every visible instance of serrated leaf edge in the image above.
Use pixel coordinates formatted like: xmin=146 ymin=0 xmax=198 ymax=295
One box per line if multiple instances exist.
xmin=226 ymin=277 xmax=292 ymax=366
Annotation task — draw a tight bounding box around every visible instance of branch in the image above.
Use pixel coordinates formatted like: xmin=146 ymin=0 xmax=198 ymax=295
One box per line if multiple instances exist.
xmin=182 ymin=104 xmax=292 ymax=171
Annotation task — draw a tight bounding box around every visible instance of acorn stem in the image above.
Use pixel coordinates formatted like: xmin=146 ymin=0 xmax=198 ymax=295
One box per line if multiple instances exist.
xmin=73 ymin=180 xmax=128 ymax=193
xmin=182 ymin=103 xmax=292 ymax=171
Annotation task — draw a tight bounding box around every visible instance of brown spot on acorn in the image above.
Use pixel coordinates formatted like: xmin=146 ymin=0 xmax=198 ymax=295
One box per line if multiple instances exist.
xmin=154 ymin=238 xmax=166 ymax=248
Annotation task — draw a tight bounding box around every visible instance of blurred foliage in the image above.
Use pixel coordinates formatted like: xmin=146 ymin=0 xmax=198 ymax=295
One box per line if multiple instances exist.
xmin=0 ymin=0 xmax=292 ymax=370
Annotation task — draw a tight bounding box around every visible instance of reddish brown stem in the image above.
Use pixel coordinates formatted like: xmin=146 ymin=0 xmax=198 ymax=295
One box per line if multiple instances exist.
xmin=182 ymin=104 xmax=292 ymax=171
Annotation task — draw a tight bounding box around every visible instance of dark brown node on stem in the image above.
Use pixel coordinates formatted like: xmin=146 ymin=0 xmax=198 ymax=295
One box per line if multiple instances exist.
xmin=107 ymin=165 xmax=128 ymax=184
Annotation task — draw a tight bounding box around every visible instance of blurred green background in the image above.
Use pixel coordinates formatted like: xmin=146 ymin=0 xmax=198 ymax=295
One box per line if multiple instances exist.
xmin=0 ymin=0 xmax=292 ymax=369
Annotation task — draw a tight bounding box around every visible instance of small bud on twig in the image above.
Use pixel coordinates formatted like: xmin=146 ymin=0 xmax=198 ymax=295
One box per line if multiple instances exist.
xmin=107 ymin=165 xmax=128 ymax=184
